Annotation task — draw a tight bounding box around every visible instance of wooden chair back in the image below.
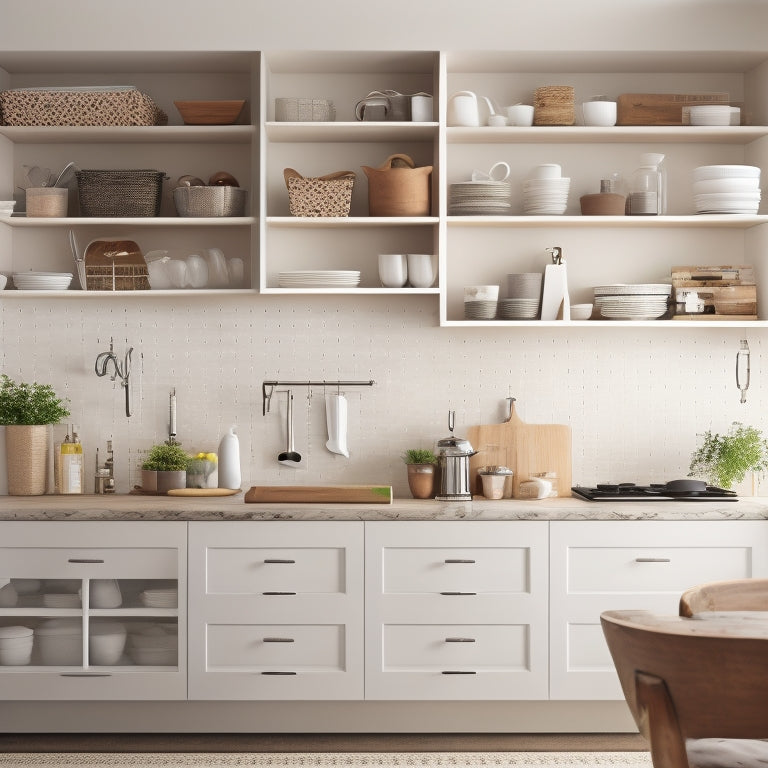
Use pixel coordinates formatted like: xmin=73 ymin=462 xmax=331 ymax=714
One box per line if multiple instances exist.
xmin=601 ymin=609 xmax=768 ymax=768
xmin=679 ymin=577 xmax=768 ymax=617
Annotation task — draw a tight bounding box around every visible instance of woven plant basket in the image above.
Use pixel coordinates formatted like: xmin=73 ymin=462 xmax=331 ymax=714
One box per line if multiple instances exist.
xmin=76 ymin=169 xmax=166 ymax=217
xmin=5 ymin=424 xmax=50 ymax=495
xmin=284 ymin=168 xmax=355 ymax=217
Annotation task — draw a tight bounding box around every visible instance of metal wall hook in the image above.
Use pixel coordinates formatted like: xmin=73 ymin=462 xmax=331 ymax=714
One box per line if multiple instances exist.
xmin=95 ymin=337 xmax=134 ymax=417
xmin=262 ymin=379 xmax=374 ymax=415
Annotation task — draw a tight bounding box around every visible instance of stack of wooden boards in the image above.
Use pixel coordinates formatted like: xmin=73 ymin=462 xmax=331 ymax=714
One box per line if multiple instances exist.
xmin=616 ymin=93 xmax=733 ymax=125
xmin=671 ymin=265 xmax=757 ymax=320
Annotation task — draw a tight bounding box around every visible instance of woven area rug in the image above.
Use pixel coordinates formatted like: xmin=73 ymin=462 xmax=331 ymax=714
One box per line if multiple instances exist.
xmin=0 ymin=752 xmax=653 ymax=767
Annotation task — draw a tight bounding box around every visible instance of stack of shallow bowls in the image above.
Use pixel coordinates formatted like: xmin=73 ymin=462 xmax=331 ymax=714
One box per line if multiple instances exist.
xmin=594 ymin=284 xmax=671 ymax=320
xmin=498 ymin=272 xmax=542 ymax=319
xmin=36 ymin=618 xmax=82 ymax=666
xmin=448 ymin=180 xmax=511 ymax=215
xmin=139 ymin=588 xmax=178 ymax=609
xmin=523 ymin=164 xmax=570 ymax=215
xmin=688 ymin=105 xmax=738 ymax=126
xmin=464 ymin=285 xmax=499 ymax=320
xmin=0 ymin=626 xmax=33 ymax=666
xmin=42 ymin=592 xmax=80 ymax=608
xmin=692 ymin=165 xmax=761 ymax=214
xmin=128 ymin=623 xmax=178 ymax=666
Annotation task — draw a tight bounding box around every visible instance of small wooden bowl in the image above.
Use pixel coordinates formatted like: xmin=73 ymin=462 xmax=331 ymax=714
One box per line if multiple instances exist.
xmin=580 ymin=192 xmax=626 ymax=215
xmin=174 ymin=100 xmax=246 ymax=125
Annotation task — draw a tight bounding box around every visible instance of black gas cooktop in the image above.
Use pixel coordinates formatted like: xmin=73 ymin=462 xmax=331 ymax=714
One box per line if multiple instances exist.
xmin=572 ymin=482 xmax=738 ymax=502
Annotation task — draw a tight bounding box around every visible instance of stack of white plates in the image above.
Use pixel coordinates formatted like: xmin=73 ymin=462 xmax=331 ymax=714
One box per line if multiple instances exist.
xmin=127 ymin=623 xmax=178 ymax=666
xmin=522 ymin=178 xmax=570 ymax=214
xmin=42 ymin=593 xmax=81 ymax=608
xmin=139 ymin=588 xmax=178 ymax=609
xmin=594 ymin=284 xmax=671 ymax=320
xmin=448 ymin=181 xmax=511 ymax=215
xmin=12 ymin=272 xmax=73 ymax=290
xmin=464 ymin=300 xmax=498 ymax=319
xmin=278 ymin=270 xmax=360 ymax=288
xmin=497 ymin=298 xmax=540 ymax=319
xmin=692 ymin=165 xmax=761 ymax=214
xmin=688 ymin=105 xmax=738 ymax=126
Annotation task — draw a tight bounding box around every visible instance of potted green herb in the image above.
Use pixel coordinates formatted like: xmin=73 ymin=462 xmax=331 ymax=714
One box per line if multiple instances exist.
xmin=689 ymin=422 xmax=768 ymax=490
xmin=141 ymin=441 xmax=189 ymax=494
xmin=0 ymin=374 xmax=71 ymax=495
xmin=402 ymin=448 xmax=438 ymax=499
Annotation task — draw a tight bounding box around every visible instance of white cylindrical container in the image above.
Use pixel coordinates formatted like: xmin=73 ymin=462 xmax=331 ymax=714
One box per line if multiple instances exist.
xmin=218 ymin=426 xmax=241 ymax=490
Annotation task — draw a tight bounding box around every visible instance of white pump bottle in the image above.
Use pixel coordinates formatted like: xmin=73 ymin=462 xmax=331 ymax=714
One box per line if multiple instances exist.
xmin=218 ymin=426 xmax=242 ymax=490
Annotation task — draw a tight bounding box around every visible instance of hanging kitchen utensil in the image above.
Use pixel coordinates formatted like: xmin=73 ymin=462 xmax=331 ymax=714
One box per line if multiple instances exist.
xmin=737 ymin=338 xmax=750 ymax=404
xmin=325 ymin=392 xmax=349 ymax=457
xmin=278 ymin=390 xmax=302 ymax=467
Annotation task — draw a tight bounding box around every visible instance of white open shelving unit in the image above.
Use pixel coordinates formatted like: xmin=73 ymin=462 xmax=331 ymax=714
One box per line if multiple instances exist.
xmin=0 ymin=48 xmax=767 ymax=328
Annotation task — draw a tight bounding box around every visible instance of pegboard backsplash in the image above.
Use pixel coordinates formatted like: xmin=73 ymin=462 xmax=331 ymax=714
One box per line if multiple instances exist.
xmin=1 ymin=294 xmax=765 ymax=497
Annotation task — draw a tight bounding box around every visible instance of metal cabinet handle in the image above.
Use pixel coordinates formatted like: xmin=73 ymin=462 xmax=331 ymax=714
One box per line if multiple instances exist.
xmin=264 ymin=559 xmax=296 ymax=564
xmin=261 ymin=671 xmax=297 ymax=675
xmin=262 ymin=591 xmax=297 ymax=595
xmin=263 ymin=637 xmax=295 ymax=643
xmin=440 ymin=591 xmax=477 ymax=596
xmin=67 ymin=558 xmax=105 ymax=564
xmin=445 ymin=637 xmax=476 ymax=643
xmin=442 ymin=670 xmax=477 ymax=675
xmin=444 ymin=559 xmax=476 ymax=564
xmin=635 ymin=557 xmax=671 ymax=563
xmin=60 ymin=673 xmax=112 ymax=677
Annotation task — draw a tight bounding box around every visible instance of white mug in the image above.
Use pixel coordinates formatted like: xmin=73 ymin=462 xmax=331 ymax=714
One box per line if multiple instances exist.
xmin=506 ymin=104 xmax=534 ymax=126
xmin=410 ymin=94 xmax=433 ymax=122
xmin=378 ymin=254 xmax=408 ymax=287
xmin=406 ymin=254 xmax=436 ymax=288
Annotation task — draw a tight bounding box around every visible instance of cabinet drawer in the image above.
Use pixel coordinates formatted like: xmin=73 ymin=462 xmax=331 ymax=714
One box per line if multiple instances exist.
xmin=206 ymin=623 xmax=344 ymax=671
xmin=0 ymin=547 xmax=178 ymax=580
xmin=383 ymin=623 xmax=529 ymax=670
xmin=382 ymin=546 xmax=530 ymax=594
xmin=205 ymin=547 xmax=344 ymax=595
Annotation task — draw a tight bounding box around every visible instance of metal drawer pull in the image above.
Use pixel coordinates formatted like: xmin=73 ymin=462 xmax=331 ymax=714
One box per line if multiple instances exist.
xmin=635 ymin=557 xmax=671 ymax=563
xmin=67 ymin=558 xmax=105 ymax=564
xmin=60 ymin=673 xmax=112 ymax=677
xmin=442 ymin=670 xmax=477 ymax=675
xmin=263 ymin=637 xmax=295 ymax=643
xmin=444 ymin=559 xmax=476 ymax=564
xmin=261 ymin=671 xmax=297 ymax=675
xmin=262 ymin=591 xmax=297 ymax=595
xmin=264 ymin=559 xmax=296 ymax=564
xmin=445 ymin=637 xmax=476 ymax=643
xmin=440 ymin=591 xmax=477 ymax=596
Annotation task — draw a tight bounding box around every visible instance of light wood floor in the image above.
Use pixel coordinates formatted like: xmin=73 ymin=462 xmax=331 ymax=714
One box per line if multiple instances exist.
xmin=0 ymin=733 xmax=648 ymax=753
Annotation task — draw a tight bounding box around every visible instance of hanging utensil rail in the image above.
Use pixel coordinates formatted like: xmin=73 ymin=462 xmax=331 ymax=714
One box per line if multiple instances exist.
xmin=262 ymin=380 xmax=374 ymax=415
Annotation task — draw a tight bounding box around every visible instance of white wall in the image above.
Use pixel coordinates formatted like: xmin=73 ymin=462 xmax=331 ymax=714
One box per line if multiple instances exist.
xmin=1 ymin=0 xmax=767 ymax=497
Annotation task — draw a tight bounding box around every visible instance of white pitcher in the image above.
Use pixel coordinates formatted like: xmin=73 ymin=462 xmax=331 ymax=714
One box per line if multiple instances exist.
xmin=447 ymin=91 xmax=480 ymax=126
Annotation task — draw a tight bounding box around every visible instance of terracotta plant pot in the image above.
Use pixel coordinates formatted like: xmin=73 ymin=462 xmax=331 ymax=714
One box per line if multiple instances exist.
xmin=407 ymin=463 xmax=435 ymax=499
xmin=5 ymin=424 xmax=50 ymax=495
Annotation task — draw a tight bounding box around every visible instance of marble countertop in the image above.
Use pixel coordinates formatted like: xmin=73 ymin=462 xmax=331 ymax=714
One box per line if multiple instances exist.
xmin=1 ymin=493 xmax=767 ymax=522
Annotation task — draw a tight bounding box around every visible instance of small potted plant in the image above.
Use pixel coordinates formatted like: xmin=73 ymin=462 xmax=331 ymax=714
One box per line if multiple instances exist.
xmin=0 ymin=374 xmax=70 ymax=495
xmin=141 ymin=441 xmax=189 ymax=494
xmin=402 ymin=448 xmax=438 ymax=499
xmin=689 ymin=422 xmax=768 ymax=491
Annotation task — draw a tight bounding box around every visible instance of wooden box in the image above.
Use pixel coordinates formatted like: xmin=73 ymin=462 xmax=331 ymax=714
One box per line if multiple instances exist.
xmin=671 ymin=265 xmax=757 ymax=320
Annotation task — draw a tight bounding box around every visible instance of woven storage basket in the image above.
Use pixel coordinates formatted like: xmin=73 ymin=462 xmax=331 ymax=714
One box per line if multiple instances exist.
xmin=361 ymin=154 xmax=432 ymax=216
xmin=0 ymin=86 xmax=167 ymax=127
xmin=284 ymin=168 xmax=355 ymax=217
xmin=275 ymin=98 xmax=335 ymax=122
xmin=173 ymin=186 xmax=247 ymax=217
xmin=76 ymin=169 xmax=166 ymax=217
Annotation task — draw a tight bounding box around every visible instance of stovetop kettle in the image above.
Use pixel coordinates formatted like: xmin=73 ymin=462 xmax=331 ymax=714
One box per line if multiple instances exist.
xmin=435 ymin=410 xmax=477 ymax=501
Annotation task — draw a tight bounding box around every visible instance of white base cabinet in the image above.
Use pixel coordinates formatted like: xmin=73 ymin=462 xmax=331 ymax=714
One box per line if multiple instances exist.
xmin=187 ymin=521 xmax=364 ymax=700
xmin=364 ymin=521 xmax=549 ymax=700
xmin=549 ymin=520 xmax=768 ymax=700
xmin=0 ymin=521 xmax=187 ymax=701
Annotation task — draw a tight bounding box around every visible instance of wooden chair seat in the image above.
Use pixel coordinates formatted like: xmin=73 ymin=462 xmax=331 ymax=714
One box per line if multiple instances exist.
xmin=601 ymin=609 xmax=768 ymax=768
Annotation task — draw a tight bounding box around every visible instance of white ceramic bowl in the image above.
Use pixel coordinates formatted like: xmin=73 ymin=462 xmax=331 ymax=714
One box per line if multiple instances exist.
xmin=689 ymin=105 xmax=732 ymax=126
xmin=570 ymin=303 xmax=594 ymax=320
xmin=89 ymin=621 xmax=127 ymax=665
xmin=464 ymin=285 xmax=499 ymax=302
xmin=0 ymin=201 xmax=15 ymax=218
xmin=693 ymin=165 xmax=761 ymax=182
xmin=0 ymin=645 xmax=32 ymax=666
xmin=693 ymin=178 xmax=760 ymax=194
xmin=531 ymin=163 xmax=562 ymax=180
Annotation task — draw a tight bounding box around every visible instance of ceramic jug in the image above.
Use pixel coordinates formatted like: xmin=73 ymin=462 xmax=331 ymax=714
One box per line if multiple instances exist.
xmin=447 ymin=90 xmax=480 ymax=126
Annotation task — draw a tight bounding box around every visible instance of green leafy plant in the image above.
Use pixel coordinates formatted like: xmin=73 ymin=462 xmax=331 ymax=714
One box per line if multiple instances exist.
xmin=141 ymin=442 xmax=189 ymax=472
xmin=402 ymin=448 xmax=437 ymax=465
xmin=0 ymin=374 xmax=71 ymax=425
xmin=688 ymin=422 xmax=768 ymax=489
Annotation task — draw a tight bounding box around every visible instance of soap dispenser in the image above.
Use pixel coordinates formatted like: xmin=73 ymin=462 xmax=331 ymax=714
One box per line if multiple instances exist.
xmin=218 ymin=426 xmax=242 ymax=490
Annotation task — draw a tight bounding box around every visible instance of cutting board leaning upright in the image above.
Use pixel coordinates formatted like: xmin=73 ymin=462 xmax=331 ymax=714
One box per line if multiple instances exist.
xmin=467 ymin=399 xmax=572 ymax=498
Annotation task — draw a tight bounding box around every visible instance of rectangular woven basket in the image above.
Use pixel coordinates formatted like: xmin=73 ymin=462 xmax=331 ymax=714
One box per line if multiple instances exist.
xmin=284 ymin=167 xmax=355 ymax=217
xmin=76 ymin=169 xmax=166 ymax=217
xmin=0 ymin=86 xmax=167 ymax=127
xmin=173 ymin=186 xmax=247 ymax=217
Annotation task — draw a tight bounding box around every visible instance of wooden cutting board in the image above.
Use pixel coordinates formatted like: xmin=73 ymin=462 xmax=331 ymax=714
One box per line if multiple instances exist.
xmin=166 ymin=488 xmax=241 ymax=497
xmin=617 ymin=92 xmax=730 ymax=125
xmin=466 ymin=402 xmax=572 ymax=498
xmin=245 ymin=485 xmax=393 ymax=504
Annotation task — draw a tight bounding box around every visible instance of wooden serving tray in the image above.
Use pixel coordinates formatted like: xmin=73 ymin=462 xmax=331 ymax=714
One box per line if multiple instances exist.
xmin=245 ymin=485 xmax=393 ymax=504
